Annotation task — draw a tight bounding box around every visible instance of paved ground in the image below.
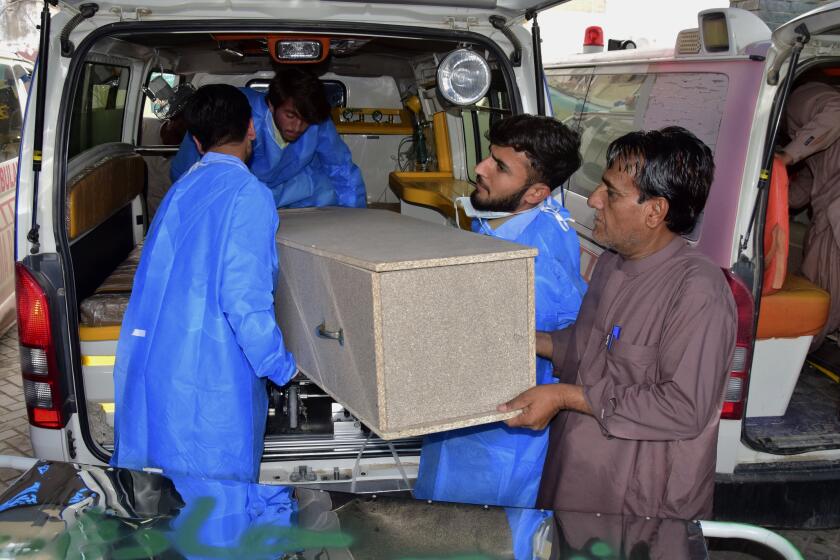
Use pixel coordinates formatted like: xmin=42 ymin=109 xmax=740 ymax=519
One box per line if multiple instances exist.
xmin=0 ymin=327 xmax=33 ymax=490
xmin=1 ymin=327 xmax=840 ymax=557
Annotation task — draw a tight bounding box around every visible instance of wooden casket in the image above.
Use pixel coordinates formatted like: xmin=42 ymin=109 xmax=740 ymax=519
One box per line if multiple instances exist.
xmin=275 ymin=208 xmax=536 ymax=439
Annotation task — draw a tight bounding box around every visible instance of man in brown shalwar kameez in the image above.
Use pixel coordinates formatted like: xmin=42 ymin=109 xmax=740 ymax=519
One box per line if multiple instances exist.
xmin=780 ymin=82 xmax=840 ymax=349
xmin=499 ymin=126 xmax=737 ymax=520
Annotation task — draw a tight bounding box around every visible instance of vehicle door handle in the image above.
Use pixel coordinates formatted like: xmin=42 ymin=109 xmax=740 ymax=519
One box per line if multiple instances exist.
xmin=316 ymin=322 xmax=344 ymax=346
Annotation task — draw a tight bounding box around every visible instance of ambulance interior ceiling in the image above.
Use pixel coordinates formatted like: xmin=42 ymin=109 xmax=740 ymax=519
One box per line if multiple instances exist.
xmin=795 ymin=60 xmax=840 ymax=89
xmin=106 ymin=32 xmax=490 ymax=80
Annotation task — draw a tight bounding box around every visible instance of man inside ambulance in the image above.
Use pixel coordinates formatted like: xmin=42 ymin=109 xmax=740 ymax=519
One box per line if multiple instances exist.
xmin=171 ymin=66 xmax=366 ymax=209
xmin=779 ymin=81 xmax=840 ymax=349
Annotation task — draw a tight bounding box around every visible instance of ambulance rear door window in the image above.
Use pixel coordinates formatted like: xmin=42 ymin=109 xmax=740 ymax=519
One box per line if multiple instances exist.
xmin=0 ymin=63 xmax=23 ymax=161
xmin=546 ymin=72 xmax=590 ymax=131
xmin=69 ymin=63 xmax=130 ymax=157
xmin=568 ymin=73 xmax=647 ymax=200
xmin=565 ymin=71 xmax=729 ymax=242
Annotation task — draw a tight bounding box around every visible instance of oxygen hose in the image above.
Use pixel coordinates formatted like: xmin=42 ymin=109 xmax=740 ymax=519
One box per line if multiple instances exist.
xmin=404 ymin=95 xmax=429 ymax=170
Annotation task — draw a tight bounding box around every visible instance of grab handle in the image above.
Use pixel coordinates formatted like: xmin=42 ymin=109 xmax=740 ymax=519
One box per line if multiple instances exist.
xmin=316 ymin=322 xmax=344 ymax=346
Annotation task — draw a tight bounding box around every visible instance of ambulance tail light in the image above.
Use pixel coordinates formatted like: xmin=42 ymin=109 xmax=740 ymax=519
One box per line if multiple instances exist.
xmin=721 ymin=270 xmax=754 ymax=420
xmin=16 ymin=263 xmax=66 ymax=429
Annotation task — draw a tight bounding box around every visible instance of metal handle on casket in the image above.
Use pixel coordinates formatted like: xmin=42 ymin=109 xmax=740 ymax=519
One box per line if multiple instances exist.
xmin=316 ymin=322 xmax=344 ymax=346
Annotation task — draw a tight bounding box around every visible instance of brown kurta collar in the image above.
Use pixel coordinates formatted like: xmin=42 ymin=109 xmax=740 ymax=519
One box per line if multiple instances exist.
xmin=617 ymin=235 xmax=687 ymax=277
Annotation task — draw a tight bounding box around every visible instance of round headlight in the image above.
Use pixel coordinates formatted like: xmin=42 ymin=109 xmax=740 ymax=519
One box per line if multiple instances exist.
xmin=437 ymin=49 xmax=491 ymax=106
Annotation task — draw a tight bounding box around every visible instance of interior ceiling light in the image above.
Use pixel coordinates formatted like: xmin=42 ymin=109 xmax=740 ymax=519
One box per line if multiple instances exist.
xmin=275 ymin=39 xmax=327 ymax=63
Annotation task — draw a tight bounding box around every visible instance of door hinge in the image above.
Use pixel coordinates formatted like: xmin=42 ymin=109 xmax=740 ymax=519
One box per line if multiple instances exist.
xmin=810 ymin=39 xmax=836 ymax=57
xmin=445 ymin=16 xmax=479 ymax=31
xmin=109 ymin=6 xmax=152 ymax=21
xmin=66 ymin=429 xmax=77 ymax=459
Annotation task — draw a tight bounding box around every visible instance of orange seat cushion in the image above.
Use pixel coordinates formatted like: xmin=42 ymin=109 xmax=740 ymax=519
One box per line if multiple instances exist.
xmin=756 ymin=274 xmax=830 ymax=339
xmin=762 ymin=156 xmax=789 ymax=296
xmin=67 ymin=152 xmax=145 ymax=240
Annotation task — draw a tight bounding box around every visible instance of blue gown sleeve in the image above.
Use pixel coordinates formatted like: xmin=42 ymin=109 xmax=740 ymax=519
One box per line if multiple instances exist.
xmin=271 ymin=171 xmax=328 ymax=209
xmin=169 ymin=133 xmax=201 ymax=183
xmin=316 ymin=119 xmax=367 ymax=207
xmin=220 ymin=180 xmax=297 ymax=386
xmin=534 ymin=246 xmax=586 ymax=332
xmin=529 ymin=211 xmax=587 ymax=332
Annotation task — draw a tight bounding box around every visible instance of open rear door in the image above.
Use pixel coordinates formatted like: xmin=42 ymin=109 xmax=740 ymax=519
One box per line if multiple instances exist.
xmin=771 ymin=2 xmax=840 ymax=55
xmin=495 ymin=1 xmax=573 ymax=116
xmin=733 ymin=3 xmax=840 ymax=291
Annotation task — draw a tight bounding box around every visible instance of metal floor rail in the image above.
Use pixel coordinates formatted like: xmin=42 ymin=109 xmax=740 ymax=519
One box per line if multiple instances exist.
xmin=262 ymin=431 xmax=422 ymax=461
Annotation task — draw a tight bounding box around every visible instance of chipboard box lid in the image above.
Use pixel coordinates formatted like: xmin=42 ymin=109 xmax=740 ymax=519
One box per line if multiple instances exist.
xmin=276 ymin=207 xmax=537 ymax=272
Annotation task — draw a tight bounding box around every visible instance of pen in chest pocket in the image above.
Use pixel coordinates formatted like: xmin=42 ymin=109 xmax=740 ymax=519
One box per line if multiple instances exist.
xmin=606 ymin=324 xmax=621 ymax=351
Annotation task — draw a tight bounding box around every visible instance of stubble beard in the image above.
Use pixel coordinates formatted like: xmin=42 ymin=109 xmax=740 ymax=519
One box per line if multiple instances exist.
xmin=471 ymin=177 xmax=531 ymax=213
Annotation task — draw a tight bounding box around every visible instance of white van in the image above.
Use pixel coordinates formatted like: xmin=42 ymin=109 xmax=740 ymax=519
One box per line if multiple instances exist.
xmin=0 ymin=53 xmax=31 ymax=335
xmin=545 ymin=4 xmax=840 ymax=527
xmin=12 ymin=0 xmax=840 ymax=527
xmin=12 ymin=0 xmax=562 ymax=495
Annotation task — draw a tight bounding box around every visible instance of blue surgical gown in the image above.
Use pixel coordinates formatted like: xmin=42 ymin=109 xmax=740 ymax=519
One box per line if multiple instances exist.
xmin=170 ymin=88 xmax=366 ymax=208
xmin=414 ymin=195 xmax=586 ymax=509
xmin=166 ymin=475 xmax=298 ymax=560
xmin=111 ymin=151 xmax=297 ymax=483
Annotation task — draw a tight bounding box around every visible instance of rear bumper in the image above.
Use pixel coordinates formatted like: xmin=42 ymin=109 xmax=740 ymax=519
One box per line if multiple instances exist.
xmin=0 ymin=454 xmax=37 ymax=471
xmin=715 ymin=459 xmax=840 ymax=529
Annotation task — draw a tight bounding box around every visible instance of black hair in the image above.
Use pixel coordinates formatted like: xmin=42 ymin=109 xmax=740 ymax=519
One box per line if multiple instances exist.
xmin=267 ymin=66 xmax=331 ymax=124
xmin=486 ymin=114 xmax=581 ymax=189
xmin=606 ymin=126 xmax=714 ymax=235
xmin=183 ymin=84 xmax=251 ymax=151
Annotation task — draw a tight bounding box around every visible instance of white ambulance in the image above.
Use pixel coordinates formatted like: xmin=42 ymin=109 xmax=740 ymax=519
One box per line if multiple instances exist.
xmin=12 ymin=0 xmax=840 ymax=527
xmin=0 ymin=52 xmax=31 ymax=335
xmin=545 ymin=4 xmax=840 ymax=527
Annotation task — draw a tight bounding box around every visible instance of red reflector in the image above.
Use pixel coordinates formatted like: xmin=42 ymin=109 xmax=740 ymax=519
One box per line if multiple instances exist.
xmin=30 ymin=407 xmax=63 ymax=429
xmin=584 ymin=26 xmax=605 ymax=47
xmin=721 ymin=370 xmax=748 ymax=420
xmin=15 ymin=263 xmax=52 ymax=348
xmin=721 ymin=400 xmax=744 ymax=420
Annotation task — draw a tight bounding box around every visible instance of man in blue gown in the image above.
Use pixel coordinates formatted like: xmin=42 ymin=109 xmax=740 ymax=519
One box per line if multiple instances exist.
xmin=171 ymin=67 xmax=366 ymax=208
xmin=414 ymin=115 xmax=586 ymax=509
xmin=111 ymin=84 xmax=297 ymax=482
